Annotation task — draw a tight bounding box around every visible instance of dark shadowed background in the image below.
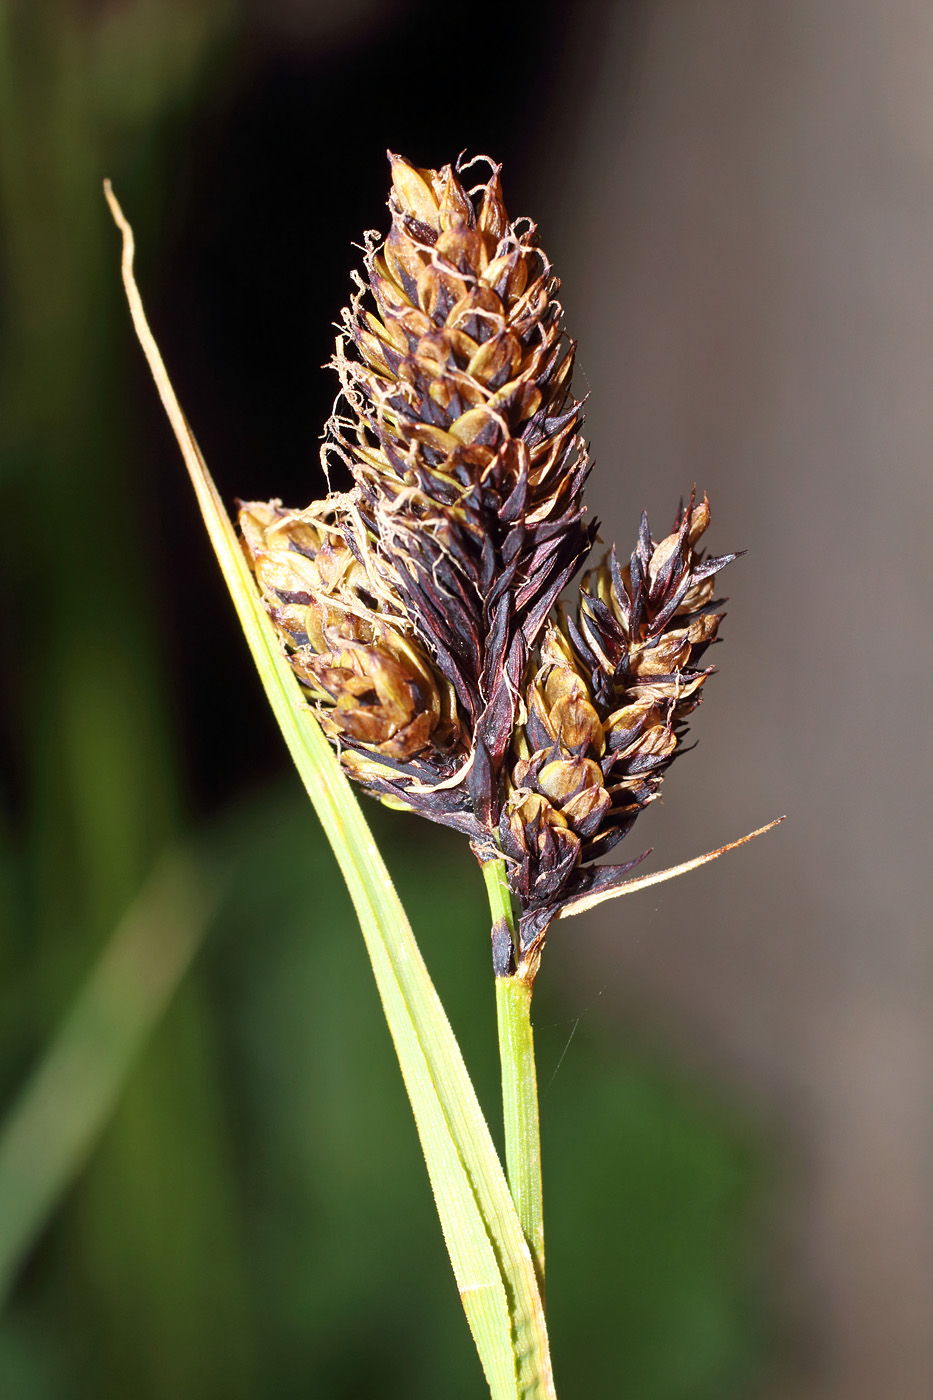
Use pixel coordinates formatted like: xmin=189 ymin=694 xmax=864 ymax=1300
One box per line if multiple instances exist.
xmin=1 ymin=2 xmax=930 ymax=1397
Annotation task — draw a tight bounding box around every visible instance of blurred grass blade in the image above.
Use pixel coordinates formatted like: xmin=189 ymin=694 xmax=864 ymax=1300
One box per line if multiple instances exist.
xmin=104 ymin=183 xmax=554 ymax=1400
xmin=0 ymin=850 xmax=215 ymax=1308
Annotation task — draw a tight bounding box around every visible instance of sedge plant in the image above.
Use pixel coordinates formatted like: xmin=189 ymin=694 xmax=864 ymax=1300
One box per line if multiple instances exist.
xmin=105 ymin=156 xmax=780 ymax=1398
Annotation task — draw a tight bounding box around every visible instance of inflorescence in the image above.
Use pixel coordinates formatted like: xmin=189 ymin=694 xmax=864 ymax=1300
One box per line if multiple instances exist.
xmin=239 ymin=154 xmax=738 ymax=974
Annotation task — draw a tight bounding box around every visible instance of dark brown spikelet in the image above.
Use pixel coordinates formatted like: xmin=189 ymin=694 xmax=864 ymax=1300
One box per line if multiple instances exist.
xmin=501 ymin=493 xmax=739 ymax=952
xmin=325 ymin=154 xmax=595 ymax=825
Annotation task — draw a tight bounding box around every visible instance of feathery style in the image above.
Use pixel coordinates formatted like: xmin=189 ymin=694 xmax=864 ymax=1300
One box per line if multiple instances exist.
xmin=239 ymin=154 xmax=737 ymax=969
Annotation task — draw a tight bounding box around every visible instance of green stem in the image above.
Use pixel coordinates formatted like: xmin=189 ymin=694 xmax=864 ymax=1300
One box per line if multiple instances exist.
xmin=482 ymin=860 xmax=545 ymax=1293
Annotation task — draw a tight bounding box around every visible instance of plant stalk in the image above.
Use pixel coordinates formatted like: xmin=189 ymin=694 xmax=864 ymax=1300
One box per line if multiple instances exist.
xmin=483 ymin=859 xmax=545 ymax=1294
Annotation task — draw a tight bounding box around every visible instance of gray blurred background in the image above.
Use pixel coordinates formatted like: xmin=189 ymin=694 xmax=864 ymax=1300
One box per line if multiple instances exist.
xmin=546 ymin=5 xmax=933 ymax=1398
xmin=1 ymin=2 xmax=930 ymax=1397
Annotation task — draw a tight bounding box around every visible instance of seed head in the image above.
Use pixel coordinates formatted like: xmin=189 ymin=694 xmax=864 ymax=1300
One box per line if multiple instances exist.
xmin=238 ymin=156 xmax=740 ymax=965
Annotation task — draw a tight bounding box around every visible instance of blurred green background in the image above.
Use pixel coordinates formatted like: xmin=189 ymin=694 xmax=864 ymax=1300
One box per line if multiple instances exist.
xmin=0 ymin=1 xmax=802 ymax=1395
